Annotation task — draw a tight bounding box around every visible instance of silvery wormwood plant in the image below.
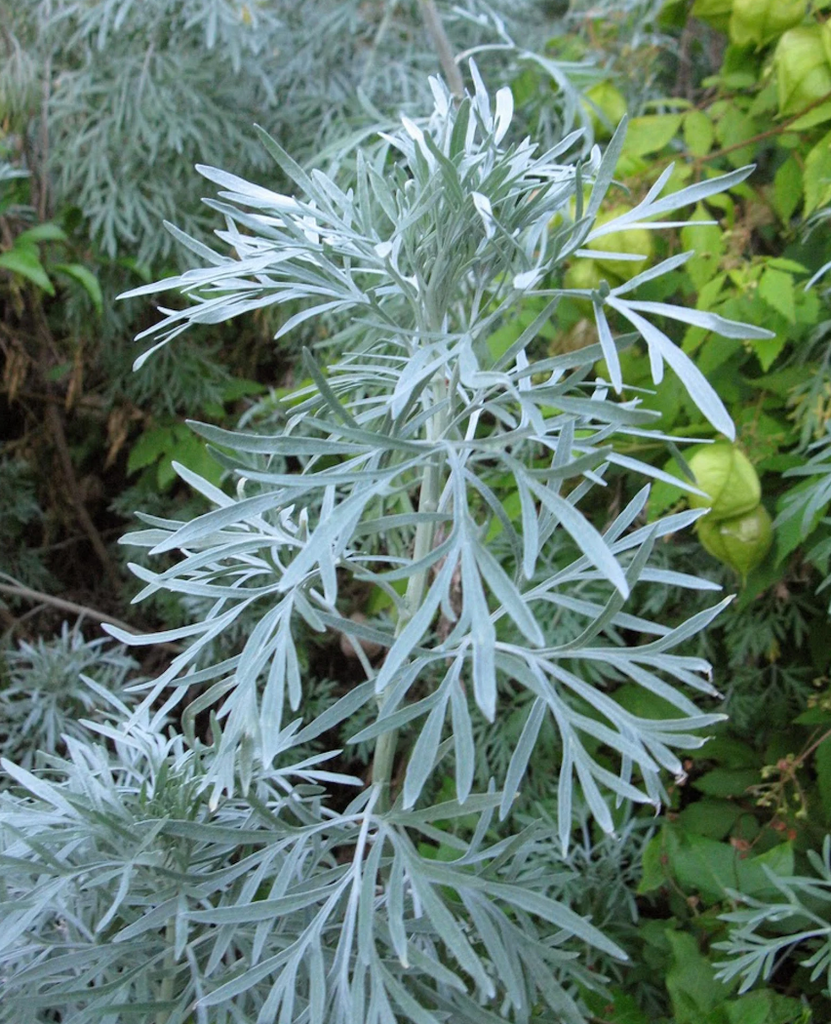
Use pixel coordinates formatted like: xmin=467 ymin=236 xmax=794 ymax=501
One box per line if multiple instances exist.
xmin=0 ymin=67 xmax=775 ymax=1023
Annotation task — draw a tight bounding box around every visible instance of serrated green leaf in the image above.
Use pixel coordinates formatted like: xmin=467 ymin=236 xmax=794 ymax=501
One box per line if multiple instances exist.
xmin=773 ymin=155 xmax=803 ymax=221
xmin=803 ymin=129 xmax=831 ymax=213
xmin=758 ymin=266 xmax=796 ymax=323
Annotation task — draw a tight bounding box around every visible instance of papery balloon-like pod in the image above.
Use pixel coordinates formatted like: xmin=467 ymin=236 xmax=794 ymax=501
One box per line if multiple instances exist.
xmin=730 ymin=0 xmax=806 ymax=51
xmin=697 ymin=504 xmax=773 ymax=578
xmin=587 ymin=205 xmax=654 ymax=281
xmin=774 ymin=25 xmax=831 ymax=117
xmin=687 ymin=443 xmax=761 ymax=522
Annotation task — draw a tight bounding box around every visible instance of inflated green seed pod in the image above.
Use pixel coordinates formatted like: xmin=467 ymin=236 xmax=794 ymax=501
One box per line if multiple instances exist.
xmin=687 ymin=443 xmax=761 ymax=521
xmin=587 ymin=205 xmax=654 ymax=282
xmin=729 ymin=0 xmax=805 ymax=50
xmin=697 ymin=504 xmax=773 ymax=579
xmin=562 ymin=258 xmax=610 ymax=317
xmin=563 ymin=259 xmax=606 ymax=292
xmin=774 ymin=26 xmax=831 ymax=117
xmin=690 ymin=0 xmax=733 ymax=33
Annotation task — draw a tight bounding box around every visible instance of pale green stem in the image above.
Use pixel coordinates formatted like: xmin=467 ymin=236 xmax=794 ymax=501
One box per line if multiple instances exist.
xmin=372 ymin=375 xmax=448 ymax=812
xmin=156 ymin=918 xmax=176 ymax=1024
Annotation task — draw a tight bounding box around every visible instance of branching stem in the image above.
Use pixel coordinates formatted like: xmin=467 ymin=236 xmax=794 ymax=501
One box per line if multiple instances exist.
xmin=372 ymin=374 xmax=448 ymax=811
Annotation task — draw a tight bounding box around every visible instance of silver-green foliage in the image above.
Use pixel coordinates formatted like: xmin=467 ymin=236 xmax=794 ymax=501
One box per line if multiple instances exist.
xmin=5 ymin=0 xmax=282 ymax=260
xmin=0 ymin=620 xmax=138 ymax=770
xmin=715 ymin=835 xmax=831 ymax=997
xmin=0 ymin=68 xmax=774 ymax=1021
xmin=0 ymin=453 xmax=56 ymax=592
xmin=4 ymin=0 xmax=568 ymax=264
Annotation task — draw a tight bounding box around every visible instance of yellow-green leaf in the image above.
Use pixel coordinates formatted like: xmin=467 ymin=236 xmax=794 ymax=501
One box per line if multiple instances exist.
xmin=582 ymin=81 xmax=627 ymax=140
xmin=621 ymin=114 xmax=683 ymax=157
xmin=748 ymin=332 xmax=788 ymax=373
xmin=680 ymin=204 xmax=724 ymax=291
xmin=803 ymin=130 xmax=831 ymax=213
xmin=714 ymin=105 xmax=757 ymax=166
xmin=696 ymin=272 xmax=727 ymax=312
xmin=127 ymin=425 xmax=176 ymax=475
xmin=789 ymin=97 xmax=831 ymax=130
xmin=683 ymin=109 xmax=714 ymax=157
xmin=773 ymin=154 xmax=803 ymax=221
xmin=758 ymin=266 xmax=796 ymax=323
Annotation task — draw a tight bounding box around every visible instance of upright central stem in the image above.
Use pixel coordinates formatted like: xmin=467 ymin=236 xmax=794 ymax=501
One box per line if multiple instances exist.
xmin=156 ymin=917 xmax=176 ymax=1024
xmin=372 ymin=373 xmax=448 ymax=812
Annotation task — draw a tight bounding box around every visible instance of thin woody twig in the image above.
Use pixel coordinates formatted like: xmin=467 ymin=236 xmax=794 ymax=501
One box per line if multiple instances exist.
xmin=417 ymin=0 xmax=464 ymax=101
xmin=0 ymin=581 xmax=140 ymax=635
xmin=0 ymin=581 xmax=183 ymax=653
xmin=694 ymin=91 xmax=831 ymax=168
